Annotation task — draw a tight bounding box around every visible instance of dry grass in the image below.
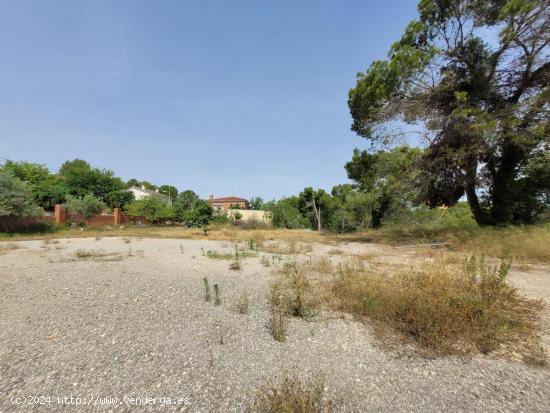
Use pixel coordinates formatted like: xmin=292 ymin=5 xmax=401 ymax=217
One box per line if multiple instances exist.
xmin=232 ymin=290 xmax=250 ymax=314
xmin=269 ymin=268 xmax=318 ymax=321
xmin=305 ymin=256 xmax=334 ymax=275
xmin=328 ymin=255 xmax=544 ymax=355
xmin=207 ymin=249 xmax=256 ymax=260
xmin=261 ymin=239 xmax=314 ymax=255
xmin=249 ymin=374 xmax=332 ymax=413
xmin=73 ymin=249 xmax=125 ymax=261
xmin=343 ymin=223 xmax=550 ymax=263
xmin=260 ymin=255 xmax=271 ymax=267
xmin=268 ymin=300 xmax=289 ymax=342
xmin=229 ymin=260 xmax=241 ymax=271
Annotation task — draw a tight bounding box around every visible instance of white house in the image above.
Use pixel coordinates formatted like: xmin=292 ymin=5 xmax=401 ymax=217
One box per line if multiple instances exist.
xmin=129 ymin=185 xmax=172 ymax=205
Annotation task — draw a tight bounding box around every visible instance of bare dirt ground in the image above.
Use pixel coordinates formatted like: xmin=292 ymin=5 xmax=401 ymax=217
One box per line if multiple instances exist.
xmin=1 ymin=237 xmax=549 ymax=412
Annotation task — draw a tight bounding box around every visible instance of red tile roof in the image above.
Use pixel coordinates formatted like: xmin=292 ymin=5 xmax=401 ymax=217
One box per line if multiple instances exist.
xmin=210 ymin=196 xmax=248 ymax=203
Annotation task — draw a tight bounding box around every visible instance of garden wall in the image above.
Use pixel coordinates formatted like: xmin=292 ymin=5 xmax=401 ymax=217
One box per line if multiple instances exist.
xmin=0 ymin=205 xmax=146 ymax=232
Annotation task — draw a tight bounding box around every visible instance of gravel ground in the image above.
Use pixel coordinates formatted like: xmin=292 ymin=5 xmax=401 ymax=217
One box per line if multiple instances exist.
xmin=1 ymin=237 xmax=549 ymax=412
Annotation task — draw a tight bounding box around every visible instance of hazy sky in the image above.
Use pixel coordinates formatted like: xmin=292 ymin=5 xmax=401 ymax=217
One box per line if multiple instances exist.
xmin=1 ymin=0 xmax=419 ymax=200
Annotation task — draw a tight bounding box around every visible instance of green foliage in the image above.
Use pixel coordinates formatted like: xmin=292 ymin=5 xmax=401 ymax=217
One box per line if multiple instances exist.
xmin=271 ymin=197 xmax=310 ymax=229
xmin=173 ymin=192 xmax=212 ymax=228
xmin=158 ymin=185 xmax=178 ymax=198
xmin=126 ymin=196 xmax=174 ymax=224
xmin=384 ymin=202 xmax=478 ymax=232
xmin=104 ymin=190 xmax=134 ymax=209
xmin=64 ymin=194 xmax=106 ymax=220
xmin=31 ymin=178 xmax=68 ymax=210
xmin=203 ymin=277 xmax=211 ymax=302
xmin=211 ymin=214 xmax=229 ymax=225
xmin=1 ymin=160 xmax=67 ymax=210
xmin=344 ymin=146 xmax=422 ymax=228
xmin=249 ymin=196 xmax=264 ymax=210
xmin=0 ymin=171 xmax=42 ymax=217
xmin=348 ymin=0 xmax=550 ymax=225
xmin=59 ymin=159 xmax=127 ymax=204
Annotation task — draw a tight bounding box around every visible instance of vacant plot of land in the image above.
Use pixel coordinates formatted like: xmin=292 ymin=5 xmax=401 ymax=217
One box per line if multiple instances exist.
xmin=1 ymin=237 xmax=549 ymax=412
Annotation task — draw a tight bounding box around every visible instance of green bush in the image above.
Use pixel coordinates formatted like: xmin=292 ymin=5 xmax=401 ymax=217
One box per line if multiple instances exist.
xmin=0 ymin=171 xmax=42 ymax=217
xmin=64 ymin=194 xmax=106 ymax=223
xmin=126 ymin=196 xmax=174 ymax=225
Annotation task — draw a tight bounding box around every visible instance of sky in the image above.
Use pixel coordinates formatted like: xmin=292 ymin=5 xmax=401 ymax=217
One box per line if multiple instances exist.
xmin=0 ymin=0 xmax=419 ymax=200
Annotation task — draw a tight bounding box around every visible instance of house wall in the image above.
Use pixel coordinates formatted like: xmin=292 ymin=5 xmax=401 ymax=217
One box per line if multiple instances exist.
xmin=227 ymin=209 xmax=272 ymax=223
xmin=211 ymin=201 xmax=249 ymax=214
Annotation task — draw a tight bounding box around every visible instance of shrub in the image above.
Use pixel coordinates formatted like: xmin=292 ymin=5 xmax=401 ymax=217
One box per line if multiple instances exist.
xmin=126 ymin=196 xmax=174 ymax=225
xmin=233 ymin=290 xmax=249 ymax=314
xmin=64 ymin=194 xmax=105 ymax=223
xmin=330 ymin=256 xmax=543 ymax=354
xmin=203 ymin=278 xmax=211 ymax=302
xmin=211 ymin=214 xmax=229 ymax=225
xmin=250 ymin=374 xmax=332 ymax=413
xmin=268 ymin=301 xmax=289 ymax=343
xmin=0 ymin=171 xmax=42 ymax=217
xmin=105 ymin=189 xmax=134 ymax=209
xmin=269 ymin=270 xmax=317 ymax=321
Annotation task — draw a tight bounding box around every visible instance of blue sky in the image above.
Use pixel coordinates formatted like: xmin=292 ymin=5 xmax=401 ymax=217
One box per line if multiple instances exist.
xmin=0 ymin=0 xmax=419 ymax=200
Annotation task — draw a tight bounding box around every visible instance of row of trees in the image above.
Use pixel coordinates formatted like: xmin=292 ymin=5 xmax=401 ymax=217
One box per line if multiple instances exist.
xmin=260 ymin=147 xmax=433 ymax=232
xmin=126 ymin=191 xmax=212 ymax=227
xmin=238 ymin=1 xmax=550 ymax=232
xmin=0 ymin=159 xmax=189 ymax=211
xmin=0 ymin=159 xmax=212 ymax=228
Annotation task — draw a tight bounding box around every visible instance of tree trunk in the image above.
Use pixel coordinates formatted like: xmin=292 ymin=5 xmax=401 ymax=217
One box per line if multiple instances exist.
xmin=311 ymin=197 xmax=321 ymax=232
xmin=464 ymin=163 xmax=490 ymax=225
xmin=489 ymin=141 xmax=523 ymax=224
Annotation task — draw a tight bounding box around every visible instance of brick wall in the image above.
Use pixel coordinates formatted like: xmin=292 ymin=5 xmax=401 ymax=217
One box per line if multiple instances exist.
xmin=0 ymin=206 xmax=147 ymax=232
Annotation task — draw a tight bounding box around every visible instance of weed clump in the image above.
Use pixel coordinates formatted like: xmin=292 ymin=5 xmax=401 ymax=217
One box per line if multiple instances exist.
xmin=330 ymin=255 xmax=543 ymax=355
xmin=250 ymin=374 xmax=332 ymax=413
xmin=268 ymin=301 xmax=289 ymax=343
xmin=214 ymin=283 xmax=221 ymax=306
xmin=233 ymin=290 xmax=250 ymax=314
xmin=203 ymin=277 xmax=211 ymax=302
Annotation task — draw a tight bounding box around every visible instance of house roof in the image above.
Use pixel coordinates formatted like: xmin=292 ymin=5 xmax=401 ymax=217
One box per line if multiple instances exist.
xmin=211 ymin=196 xmax=248 ymax=203
xmin=130 ymin=186 xmax=170 ymax=199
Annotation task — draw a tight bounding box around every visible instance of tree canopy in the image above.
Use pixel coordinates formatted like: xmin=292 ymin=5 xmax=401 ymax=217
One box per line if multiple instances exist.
xmin=348 ymin=0 xmax=550 ymax=225
xmin=0 ymin=171 xmax=41 ymax=217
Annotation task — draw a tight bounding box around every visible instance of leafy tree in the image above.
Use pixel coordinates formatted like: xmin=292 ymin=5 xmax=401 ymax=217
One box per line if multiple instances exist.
xmin=1 ymin=160 xmax=51 ymax=183
xmin=348 ymin=0 xmax=550 ymax=225
xmin=298 ymin=187 xmax=337 ymax=231
xmin=271 ymin=196 xmax=309 ymax=229
xmin=138 ymin=181 xmax=157 ymax=190
xmin=32 ymin=179 xmax=68 ymax=210
xmin=158 ymin=185 xmax=178 ymax=198
xmin=65 ymin=195 xmax=104 ymax=218
xmin=105 ymin=190 xmax=134 ymax=209
xmin=175 ymin=190 xmax=200 ymax=209
xmin=330 ymin=184 xmax=372 ymax=232
xmin=64 ymin=195 xmax=106 ymax=221
xmin=59 ymin=159 xmax=126 ymax=202
xmin=126 ymin=178 xmax=139 ymax=188
xmin=0 ymin=160 xmax=67 ymax=210
xmin=249 ymin=196 xmax=264 ymax=210
xmin=175 ymin=199 xmax=212 ymax=228
xmin=344 ymin=147 xmax=422 ymax=227
xmin=126 ymin=196 xmax=174 ymax=225
xmin=0 ymin=171 xmax=42 ymax=217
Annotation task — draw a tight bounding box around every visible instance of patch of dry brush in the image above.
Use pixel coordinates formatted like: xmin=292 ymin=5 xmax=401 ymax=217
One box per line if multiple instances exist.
xmin=329 ymin=255 xmax=544 ymax=355
xmin=249 ymin=374 xmax=332 ymax=413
